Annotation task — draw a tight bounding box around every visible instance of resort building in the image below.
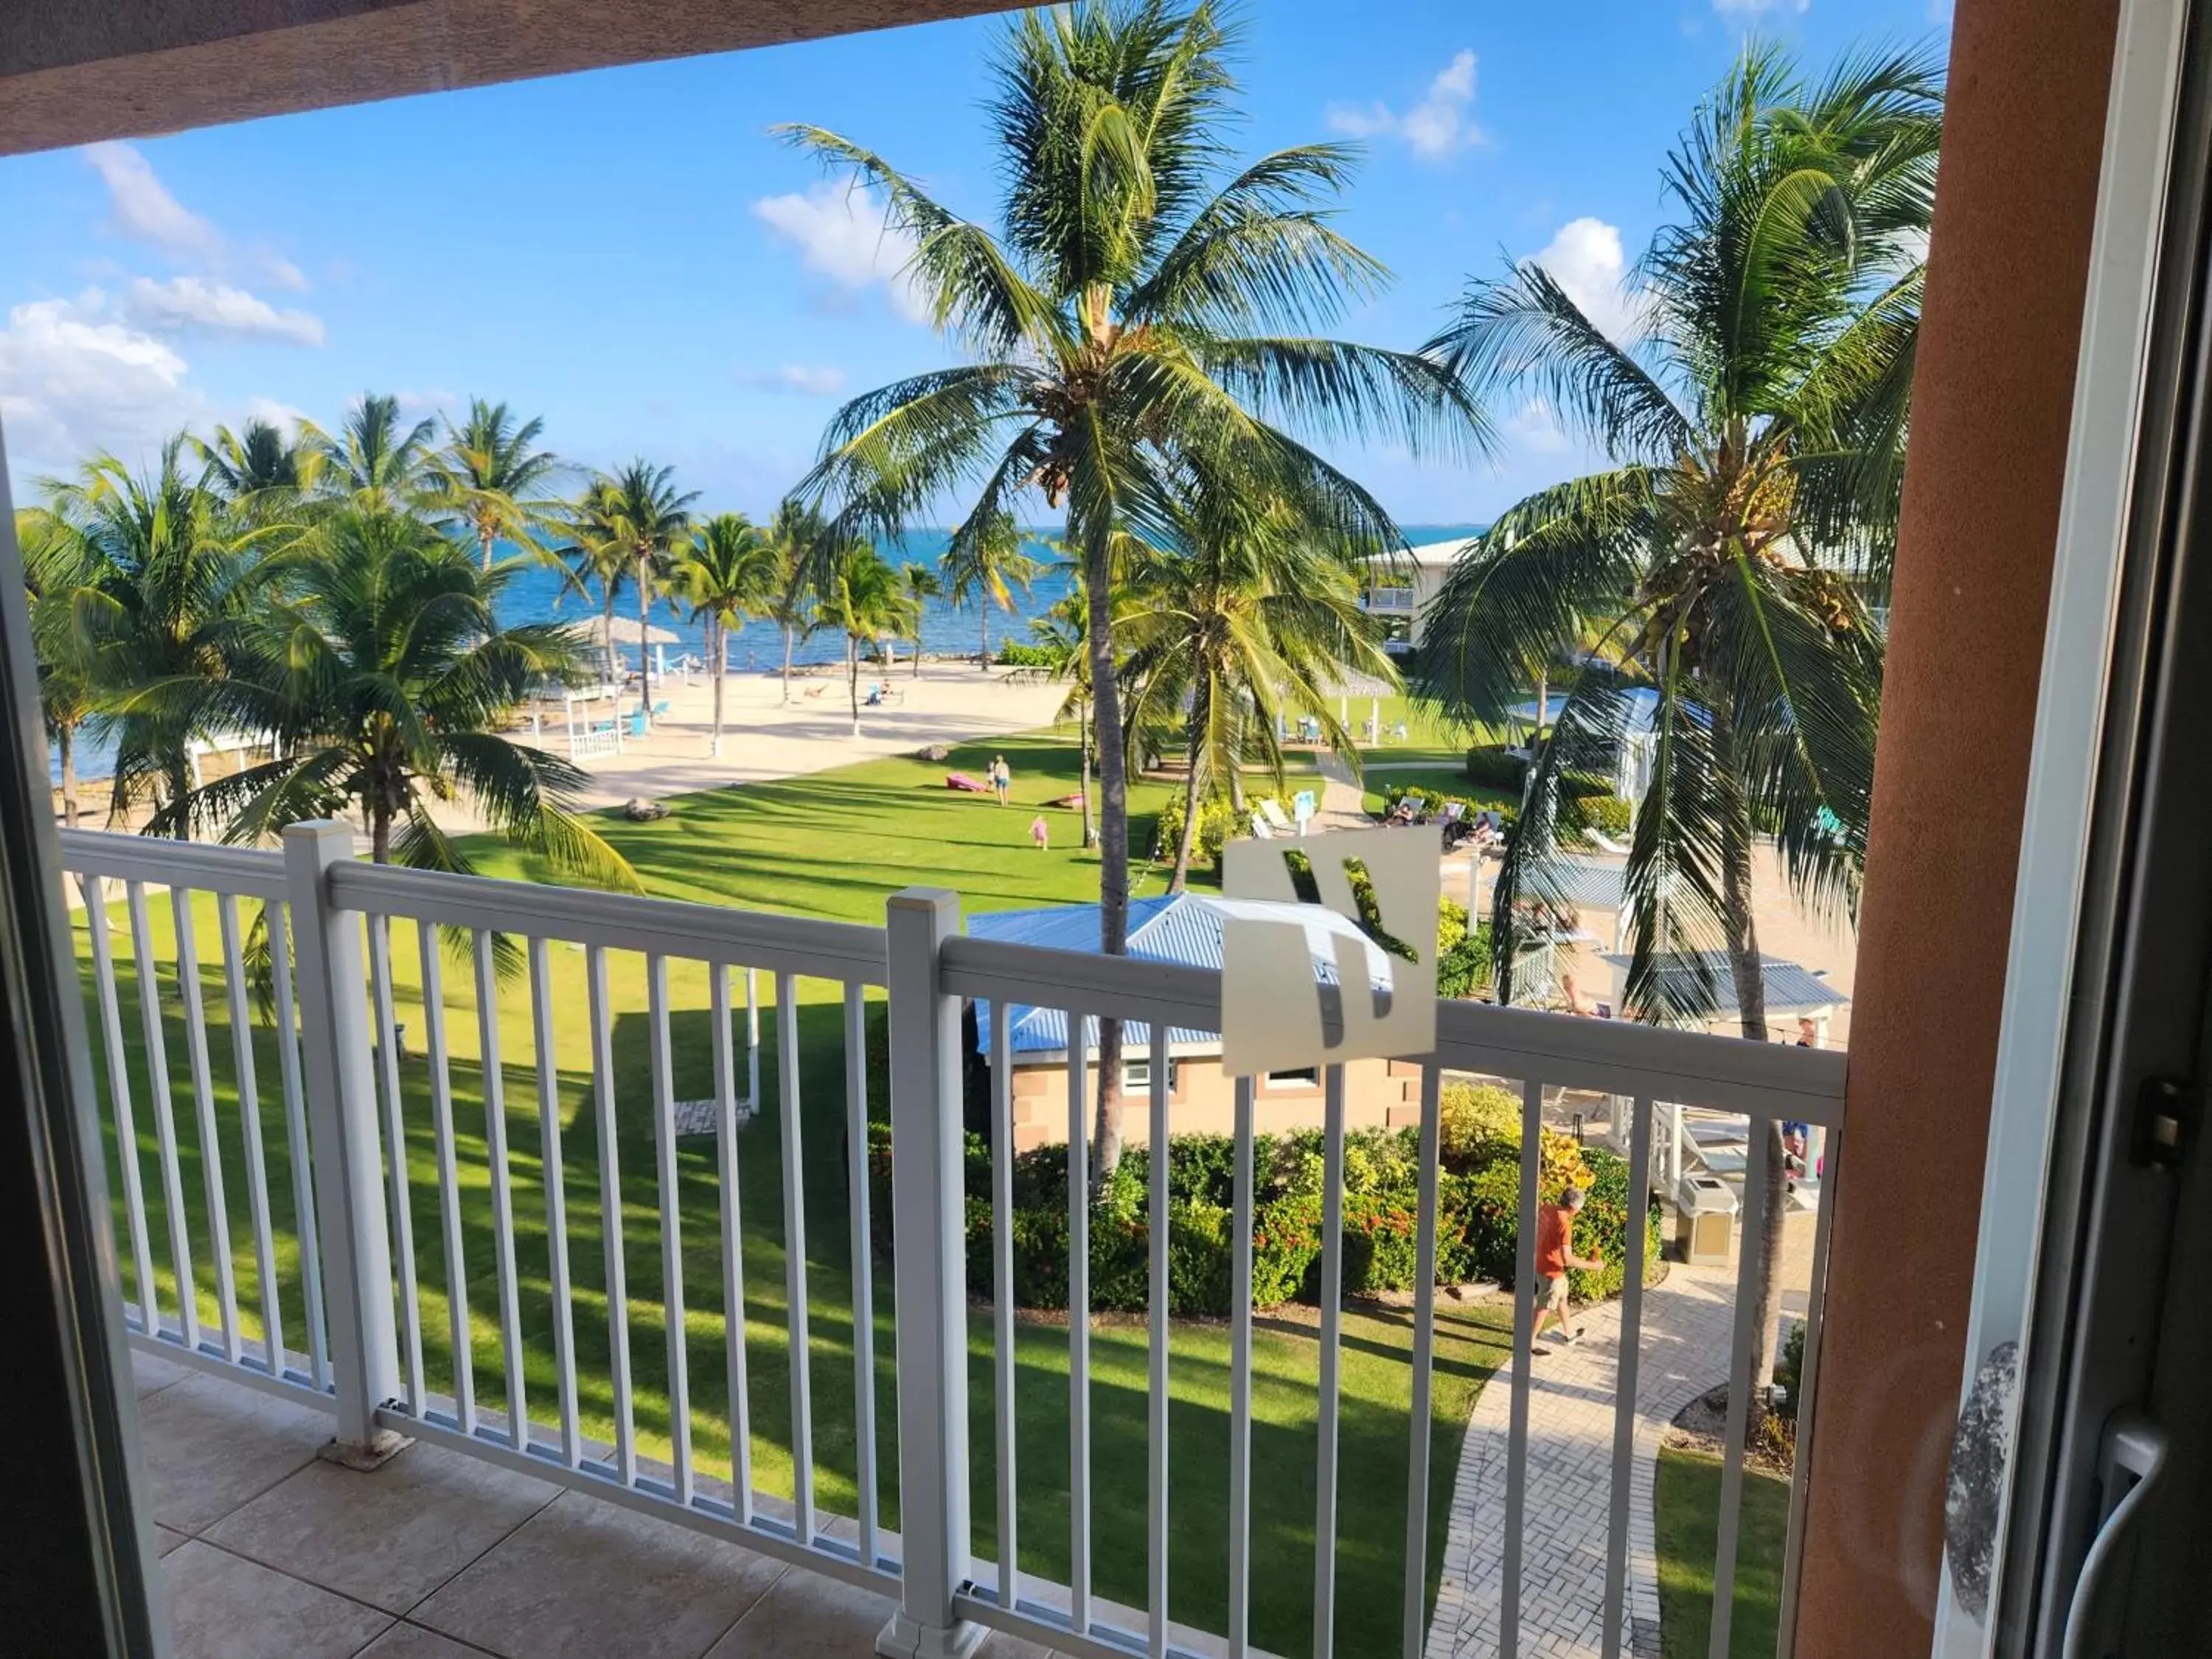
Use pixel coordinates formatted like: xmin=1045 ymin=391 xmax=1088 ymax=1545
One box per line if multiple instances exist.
xmin=1360 ymin=534 xmax=1472 ymax=654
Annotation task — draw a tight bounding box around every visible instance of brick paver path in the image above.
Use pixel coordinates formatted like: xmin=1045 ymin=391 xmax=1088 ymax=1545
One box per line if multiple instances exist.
xmin=1425 ymin=1259 xmax=1738 ymax=1659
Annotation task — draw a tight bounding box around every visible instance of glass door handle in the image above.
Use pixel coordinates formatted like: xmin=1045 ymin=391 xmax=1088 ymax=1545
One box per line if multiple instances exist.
xmin=2060 ymin=1413 xmax=2169 ymax=1659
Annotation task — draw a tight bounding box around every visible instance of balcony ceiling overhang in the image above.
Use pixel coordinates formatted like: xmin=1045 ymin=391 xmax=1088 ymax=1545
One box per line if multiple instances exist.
xmin=0 ymin=0 xmax=1024 ymax=158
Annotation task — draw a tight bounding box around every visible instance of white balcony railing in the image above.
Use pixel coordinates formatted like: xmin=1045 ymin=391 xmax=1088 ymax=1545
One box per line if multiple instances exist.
xmin=59 ymin=822 xmax=1847 ymax=1659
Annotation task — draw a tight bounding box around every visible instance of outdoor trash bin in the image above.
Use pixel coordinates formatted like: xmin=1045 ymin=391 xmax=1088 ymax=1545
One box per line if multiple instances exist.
xmin=1675 ymin=1174 xmax=1738 ymax=1265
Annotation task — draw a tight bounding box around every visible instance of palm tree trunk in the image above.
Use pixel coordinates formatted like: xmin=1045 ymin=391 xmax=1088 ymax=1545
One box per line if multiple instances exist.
xmin=1082 ymin=521 xmax=1127 ymax=1189
xmin=1169 ymin=686 xmax=1208 ymax=894
xmin=981 ymin=606 xmax=991 ymax=671
xmin=636 ymin=558 xmax=653 ymax=731
xmin=480 ymin=524 xmax=495 ymax=573
xmin=782 ymin=624 xmax=796 ymax=704
xmin=1080 ymin=693 xmax=1096 ymax=849
xmin=59 ymin=725 xmax=79 ymax=829
xmin=848 ymin=637 xmax=861 ymax=735
xmin=1711 ymin=696 xmax=1788 ymax=1407
xmin=709 ymin=619 xmax=726 ymax=759
xmin=168 ymin=759 xmax=191 ymax=841
xmin=602 ymin=591 xmax=621 ymax=684
xmin=370 ymin=801 xmax=392 ymax=864
xmin=914 ymin=628 xmax=924 ymax=679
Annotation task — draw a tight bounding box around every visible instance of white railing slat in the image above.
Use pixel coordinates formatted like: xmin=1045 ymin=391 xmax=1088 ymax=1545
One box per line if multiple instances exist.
xmin=1778 ymin=1130 xmax=1842 ymax=1654
xmin=1313 ymin=1062 xmax=1347 ymax=1659
xmin=1710 ymin=1115 xmax=1773 ymax=1658
xmin=1500 ymin=1077 xmax=1545 ymax=1659
xmin=1402 ymin=1061 xmax=1444 ymax=1659
xmin=647 ymin=953 xmax=692 ymax=1502
xmin=268 ymin=905 xmax=329 ymax=1391
xmin=1066 ymin=1012 xmax=1093 ymax=1639
xmin=587 ymin=944 xmax=637 ymax=1485
xmin=711 ymin=964 xmax=754 ymax=1518
xmin=1147 ymin=1024 xmax=1171 ymax=1659
xmin=128 ymin=880 xmax=198 ymax=1352
xmin=173 ymin=888 xmax=241 ymax=1363
xmin=369 ymin=916 xmax=424 ymax=1410
xmin=217 ymin=895 xmax=284 ymax=1380
xmin=776 ymin=971 xmax=815 ymax=1544
xmin=418 ymin=924 xmax=476 ymax=1435
xmin=1602 ymin=1096 xmax=1657 ymax=1659
xmin=843 ymin=982 xmax=879 ymax=1568
xmin=473 ymin=928 xmax=530 ymax=1452
xmin=526 ymin=937 xmax=583 ymax=1469
xmin=990 ymin=999 xmax=1020 ymax=1611
xmin=1228 ymin=1073 xmax=1253 ymax=1659
xmin=83 ymin=874 xmax=156 ymax=1331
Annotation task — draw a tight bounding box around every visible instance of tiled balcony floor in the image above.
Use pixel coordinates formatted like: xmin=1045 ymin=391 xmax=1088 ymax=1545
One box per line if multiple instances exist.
xmin=130 ymin=1351 xmax=1059 ymax=1659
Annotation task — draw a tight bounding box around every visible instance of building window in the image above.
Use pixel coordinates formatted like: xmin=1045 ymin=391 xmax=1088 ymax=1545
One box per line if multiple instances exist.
xmin=1263 ymin=1066 xmax=1320 ymax=1090
xmin=1123 ymin=1056 xmax=1178 ymax=1095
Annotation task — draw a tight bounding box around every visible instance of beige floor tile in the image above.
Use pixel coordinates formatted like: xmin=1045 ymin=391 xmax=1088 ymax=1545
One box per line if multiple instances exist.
xmin=154 ymin=1525 xmax=190 ymax=1557
xmin=136 ymin=1374 xmax=331 ymax=1531
xmin=978 ymin=1634 xmax=1057 ymax=1659
xmin=162 ymin=1540 xmax=392 ymax=1659
xmin=357 ymin=1623 xmax=501 ymax=1658
xmin=412 ymin=1490 xmax=787 ymax=1658
xmin=132 ymin=1349 xmax=194 ymax=1398
xmin=703 ymin=1568 xmax=894 ymax=1655
xmin=206 ymin=1440 xmax=558 ymax=1613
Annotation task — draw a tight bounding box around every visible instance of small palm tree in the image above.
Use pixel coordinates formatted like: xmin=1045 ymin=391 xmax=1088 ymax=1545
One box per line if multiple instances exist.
xmin=552 ymin=481 xmax=633 ymax=685
xmin=431 ymin=399 xmax=564 ymax=570
xmin=194 ymin=417 xmax=323 ymax=518
xmin=1417 ymin=44 xmax=1936 ymax=1401
xmin=786 ymin=0 xmax=1484 ymax=1179
xmin=318 ymin=392 xmax=437 ymax=513
xmin=1119 ymin=475 xmax=1396 ymax=891
xmin=173 ymin=509 xmax=637 ymax=890
xmin=900 ymin=560 xmax=942 ymax=678
xmin=818 ymin=543 xmax=919 ymax=736
xmin=762 ymin=498 xmax=827 ymax=703
xmin=676 ymin=513 xmax=779 ymax=757
xmin=40 ymin=442 xmax=279 ymax=833
xmin=942 ymin=512 xmax=1040 ymax=669
xmin=597 ymin=459 xmax=699 ymax=730
xmin=18 ymin=507 xmax=100 ymax=826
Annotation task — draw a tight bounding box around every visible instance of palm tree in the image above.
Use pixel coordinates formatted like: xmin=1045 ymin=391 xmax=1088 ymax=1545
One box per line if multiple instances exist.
xmin=676 ymin=513 xmax=779 ymax=757
xmin=597 ymin=459 xmax=699 ymax=730
xmin=1119 ymin=473 xmax=1396 ymax=891
xmin=818 ymin=543 xmax=918 ymax=736
xmin=172 ymin=509 xmax=638 ymax=891
xmin=1013 ymin=580 xmax=1096 ymax=849
xmin=17 ymin=507 xmax=100 ymax=826
xmin=762 ymin=498 xmax=827 ymax=703
xmin=942 ymin=512 xmax=1040 ymax=669
xmin=317 ymin=392 xmax=439 ymax=512
xmin=900 ymin=560 xmax=942 ymax=677
xmin=194 ymin=417 xmax=323 ymax=517
xmin=552 ymin=481 xmax=633 ymax=684
xmin=40 ymin=442 xmax=277 ymax=834
xmin=785 ymin=0 xmax=1483 ymax=1178
xmin=1416 ymin=44 xmax=1936 ymax=1401
xmin=431 ymin=399 xmax=563 ymax=570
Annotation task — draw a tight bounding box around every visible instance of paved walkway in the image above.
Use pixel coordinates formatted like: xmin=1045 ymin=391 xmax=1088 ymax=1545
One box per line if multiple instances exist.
xmin=1425 ymin=1260 xmax=1739 ymax=1659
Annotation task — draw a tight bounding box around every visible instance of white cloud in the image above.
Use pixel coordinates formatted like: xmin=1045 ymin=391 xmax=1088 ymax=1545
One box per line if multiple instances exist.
xmin=243 ymin=396 xmax=313 ymax=434
xmin=1714 ymin=0 xmax=1809 ymax=15
xmin=0 ymin=292 xmax=198 ymax=469
xmin=1530 ymin=217 xmax=1646 ymax=342
xmin=736 ymin=364 xmax=848 ymax=396
xmin=1503 ymin=397 xmax=1571 ymax=456
xmin=394 ymin=388 xmax=459 ymax=414
xmin=265 ymin=259 xmax=310 ymax=293
xmin=123 ymin=276 xmax=325 ymax=346
xmin=754 ymin=184 xmax=929 ymax=322
xmin=81 ymin=142 xmax=310 ymax=291
xmin=1327 ymin=50 xmax=1484 ymax=161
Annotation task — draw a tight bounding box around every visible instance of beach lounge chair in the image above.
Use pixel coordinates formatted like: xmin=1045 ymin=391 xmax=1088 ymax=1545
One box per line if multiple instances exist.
xmin=946 ymin=772 xmax=987 ymax=793
xmin=1250 ymin=812 xmax=1275 ymax=839
xmin=1387 ymin=793 xmax=1427 ymax=826
xmin=1259 ymin=799 xmax=1295 ymax=832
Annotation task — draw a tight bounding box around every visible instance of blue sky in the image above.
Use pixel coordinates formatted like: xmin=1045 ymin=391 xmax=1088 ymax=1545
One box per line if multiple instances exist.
xmin=0 ymin=0 xmax=1947 ymax=524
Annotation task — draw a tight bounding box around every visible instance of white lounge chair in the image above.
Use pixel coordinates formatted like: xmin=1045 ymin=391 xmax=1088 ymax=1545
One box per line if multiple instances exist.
xmin=1259 ymin=799 xmax=1295 ymax=832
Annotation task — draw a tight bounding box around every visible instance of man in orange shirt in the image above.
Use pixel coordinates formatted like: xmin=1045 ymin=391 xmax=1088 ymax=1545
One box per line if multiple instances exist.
xmin=1531 ymin=1186 xmax=1603 ymax=1350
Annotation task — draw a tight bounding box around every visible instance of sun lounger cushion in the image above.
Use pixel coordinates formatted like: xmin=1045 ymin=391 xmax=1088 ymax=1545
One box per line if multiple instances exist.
xmin=947 ymin=773 xmax=987 ymax=792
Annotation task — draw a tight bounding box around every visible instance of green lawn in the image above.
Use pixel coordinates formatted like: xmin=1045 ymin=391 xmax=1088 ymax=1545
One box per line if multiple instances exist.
xmin=80 ymin=726 xmax=1510 ymax=1659
xmin=1652 ymin=1447 xmax=1791 ymax=1658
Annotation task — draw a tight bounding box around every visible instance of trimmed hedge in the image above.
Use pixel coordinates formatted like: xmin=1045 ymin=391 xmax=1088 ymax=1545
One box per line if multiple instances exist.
xmin=995 ymin=641 xmax=1057 ymax=667
xmin=869 ymin=1111 xmax=1663 ymax=1316
xmin=1464 ymin=746 xmax=1529 ymax=792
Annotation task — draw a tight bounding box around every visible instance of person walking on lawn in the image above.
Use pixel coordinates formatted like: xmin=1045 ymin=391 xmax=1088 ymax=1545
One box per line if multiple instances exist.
xmin=1531 ymin=1186 xmax=1602 ymax=1351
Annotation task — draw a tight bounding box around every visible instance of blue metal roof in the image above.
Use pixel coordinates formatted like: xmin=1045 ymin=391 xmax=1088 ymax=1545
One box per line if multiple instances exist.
xmin=1596 ymin=950 xmax=1849 ymax=1016
xmin=970 ymin=895 xmax=1224 ymax=1057
xmin=1526 ymin=858 xmax=1627 ymax=912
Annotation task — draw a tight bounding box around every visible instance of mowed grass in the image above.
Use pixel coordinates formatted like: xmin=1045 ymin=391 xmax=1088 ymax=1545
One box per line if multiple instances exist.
xmin=1356 ymin=768 xmax=1517 ymax=820
xmin=77 ymin=726 xmax=1509 ymax=1658
xmin=1652 ymin=1447 xmax=1790 ymax=1658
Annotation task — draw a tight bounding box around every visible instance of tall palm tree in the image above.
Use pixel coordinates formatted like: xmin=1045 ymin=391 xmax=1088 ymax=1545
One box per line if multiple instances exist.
xmin=786 ymin=0 xmax=1483 ymax=1178
xmin=1416 ymin=44 xmax=1936 ymax=1399
xmin=762 ymin=498 xmax=827 ymax=703
xmin=319 ymin=392 xmax=438 ymax=513
xmin=171 ymin=509 xmax=637 ymax=890
xmin=431 ymin=399 xmax=564 ymax=570
xmin=818 ymin=543 xmax=918 ymax=736
xmin=942 ymin=512 xmax=1041 ymax=669
xmin=1119 ymin=472 xmax=1396 ymax=891
xmin=597 ymin=459 xmax=699 ymax=730
xmin=40 ymin=442 xmax=278 ymax=834
xmin=552 ymin=481 xmax=633 ymax=684
xmin=676 ymin=513 xmax=779 ymax=757
xmin=900 ymin=559 xmax=942 ymax=678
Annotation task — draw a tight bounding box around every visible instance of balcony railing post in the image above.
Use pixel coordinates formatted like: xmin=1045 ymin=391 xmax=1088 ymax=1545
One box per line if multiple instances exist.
xmin=879 ymin=886 xmax=984 ymax=1659
xmin=283 ymin=821 xmax=408 ymax=1465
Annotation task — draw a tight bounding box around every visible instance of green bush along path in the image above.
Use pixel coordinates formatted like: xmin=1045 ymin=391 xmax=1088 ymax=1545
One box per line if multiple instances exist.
xmin=80 ymin=728 xmax=1512 ymax=1658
